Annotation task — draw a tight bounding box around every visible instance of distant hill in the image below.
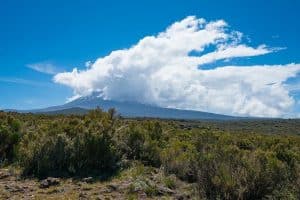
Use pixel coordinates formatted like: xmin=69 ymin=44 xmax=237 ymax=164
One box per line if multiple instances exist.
xmin=38 ymin=107 xmax=89 ymax=115
xmin=7 ymin=93 xmax=242 ymax=120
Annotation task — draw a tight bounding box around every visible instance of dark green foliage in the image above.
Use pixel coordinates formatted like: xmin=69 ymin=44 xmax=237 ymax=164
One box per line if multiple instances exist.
xmin=0 ymin=112 xmax=22 ymax=163
xmin=18 ymin=108 xmax=119 ymax=177
xmin=118 ymin=121 xmax=163 ymax=167
xmin=162 ymin=129 xmax=300 ymax=199
xmin=173 ymin=119 xmax=300 ymax=135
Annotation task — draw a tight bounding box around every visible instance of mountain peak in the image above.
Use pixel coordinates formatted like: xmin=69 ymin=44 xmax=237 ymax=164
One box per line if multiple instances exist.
xmin=12 ymin=92 xmax=241 ymax=120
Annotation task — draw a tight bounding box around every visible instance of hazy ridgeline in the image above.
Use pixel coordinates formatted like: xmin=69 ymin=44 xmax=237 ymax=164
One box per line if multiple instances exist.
xmin=0 ymin=109 xmax=300 ymax=199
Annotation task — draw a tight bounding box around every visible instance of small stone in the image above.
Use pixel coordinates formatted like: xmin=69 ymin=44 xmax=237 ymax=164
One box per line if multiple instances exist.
xmin=99 ymin=188 xmax=110 ymax=193
xmin=107 ymin=184 xmax=118 ymax=191
xmin=82 ymin=177 xmax=93 ymax=183
xmin=39 ymin=177 xmax=60 ymax=188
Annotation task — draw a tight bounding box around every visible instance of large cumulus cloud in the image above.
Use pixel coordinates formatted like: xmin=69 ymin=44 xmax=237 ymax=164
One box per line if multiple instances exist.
xmin=54 ymin=16 xmax=300 ymax=117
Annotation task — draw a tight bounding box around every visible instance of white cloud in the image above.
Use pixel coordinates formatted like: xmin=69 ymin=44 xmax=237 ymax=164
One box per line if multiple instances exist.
xmin=27 ymin=62 xmax=61 ymax=75
xmin=85 ymin=61 xmax=92 ymax=68
xmin=0 ymin=77 xmax=51 ymax=87
xmin=195 ymin=44 xmax=272 ymax=66
xmin=54 ymin=16 xmax=300 ymax=117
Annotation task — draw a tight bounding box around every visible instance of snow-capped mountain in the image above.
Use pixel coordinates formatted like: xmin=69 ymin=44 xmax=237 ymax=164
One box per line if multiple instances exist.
xmin=9 ymin=92 xmax=239 ymax=120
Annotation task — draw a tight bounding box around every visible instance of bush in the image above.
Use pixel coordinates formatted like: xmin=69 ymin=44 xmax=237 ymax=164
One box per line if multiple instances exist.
xmin=18 ymin=109 xmax=120 ymax=177
xmin=118 ymin=121 xmax=163 ymax=167
xmin=192 ymin=131 xmax=300 ymax=199
xmin=161 ymin=139 xmax=197 ymax=182
xmin=0 ymin=112 xmax=22 ymax=163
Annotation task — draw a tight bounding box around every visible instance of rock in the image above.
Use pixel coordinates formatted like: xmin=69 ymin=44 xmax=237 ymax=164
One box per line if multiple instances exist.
xmin=82 ymin=177 xmax=93 ymax=183
xmin=99 ymin=188 xmax=110 ymax=193
xmin=107 ymin=183 xmax=118 ymax=191
xmin=39 ymin=177 xmax=60 ymax=188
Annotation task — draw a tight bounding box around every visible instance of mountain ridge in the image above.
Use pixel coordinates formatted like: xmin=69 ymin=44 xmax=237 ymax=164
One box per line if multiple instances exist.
xmin=5 ymin=93 xmax=246 ymax=120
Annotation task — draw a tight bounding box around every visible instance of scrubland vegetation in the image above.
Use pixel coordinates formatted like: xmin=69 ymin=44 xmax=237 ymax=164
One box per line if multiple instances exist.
xmin=1 ymin=109 xmax=300 ymax=199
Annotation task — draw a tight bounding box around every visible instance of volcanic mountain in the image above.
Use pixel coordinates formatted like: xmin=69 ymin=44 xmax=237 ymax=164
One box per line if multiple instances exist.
xmin=10 ymin=92 xmax=240 ymax=120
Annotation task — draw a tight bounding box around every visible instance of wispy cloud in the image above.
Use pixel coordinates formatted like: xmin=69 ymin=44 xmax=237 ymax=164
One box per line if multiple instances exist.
xmin=27 ymin=62 xmax=62 ymax=75
xmin=0 ymin=77 xmax=52 ymax=87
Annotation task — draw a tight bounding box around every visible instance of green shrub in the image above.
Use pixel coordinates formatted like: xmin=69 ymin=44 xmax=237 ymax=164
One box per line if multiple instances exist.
xmin=192 ymin=132 xmax=300 ymax=199
xmin=118 ymin=121 xmax=163 ymax=167
xmin=0 ymin=113 xmax=22 ymax=163
xmin=161 ymin=139 xmax=197 ymax=182
xmin=18 ymin=109 xmax=120 ymax=177
xmin=163 ymin=175 xmax=177 ymax=189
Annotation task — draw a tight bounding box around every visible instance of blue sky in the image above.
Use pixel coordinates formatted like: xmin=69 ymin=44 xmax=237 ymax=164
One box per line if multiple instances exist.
xmin=0 ymin=0 xmax=299 ymax=117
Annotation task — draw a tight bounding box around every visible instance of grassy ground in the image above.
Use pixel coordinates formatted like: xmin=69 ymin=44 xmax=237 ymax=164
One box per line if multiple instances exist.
xmin=0 ymin=162 xmax=195 ymax=200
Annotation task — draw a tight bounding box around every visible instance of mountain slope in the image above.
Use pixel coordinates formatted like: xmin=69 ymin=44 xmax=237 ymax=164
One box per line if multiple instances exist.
xmin=10 ymin=94 xmax=240 ymax=120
